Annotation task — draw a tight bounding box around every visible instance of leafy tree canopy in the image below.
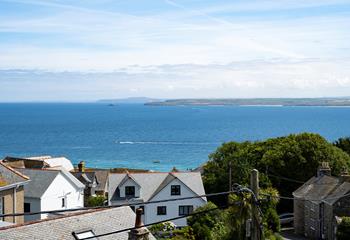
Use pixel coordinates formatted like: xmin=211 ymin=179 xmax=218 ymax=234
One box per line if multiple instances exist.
xmin=334 ymin=137 xmax=350 ymax=156
xmin=337 ymin=217 xmax=350 ymax=240
xmin=86 ymin=196 xmax=106 ymax=207
xmin=203 ymin=133 xmax=350 ymax=210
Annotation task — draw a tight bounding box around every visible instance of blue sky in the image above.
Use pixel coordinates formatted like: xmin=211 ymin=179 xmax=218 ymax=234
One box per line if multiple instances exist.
xmin=0 ymin=0 xmax=350 ymax=101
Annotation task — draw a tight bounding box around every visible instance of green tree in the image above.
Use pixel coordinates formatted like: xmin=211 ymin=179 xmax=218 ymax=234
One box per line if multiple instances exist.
xmin=203 ymin=133 xmax=350 ymax=211
xmin=86 ymin=195 xmax=106 ymax=207
xmin=187 ymin=202 xmax=225 ymax=240
xmin=334 ymin=137 xmax=350 ymax=156
xmin=337 ymin=217 xmax=350 ymax=240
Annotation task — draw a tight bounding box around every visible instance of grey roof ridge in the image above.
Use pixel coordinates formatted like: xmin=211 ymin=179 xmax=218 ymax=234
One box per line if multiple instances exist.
xmin=322 ymin=181 xmax=350 ymax=204
xmin=147 ymin=173 xmax=177 ymax=201
xmin=147 ymin=172 xmax=207 ymax=202
xmin=117 ymin=173 xmax=141 ymax=189
xmin=18 ymin=168 xmax=60 ymax=198
xmin=58 ymin=167 xmax=85 ymax=189
xmin=0 ymin=161 xmax=30 ymax=181
xmin=0 ymin=208 xmax=114 ymax=231
xmin=292 ymin=175 xmax=339 ymax=198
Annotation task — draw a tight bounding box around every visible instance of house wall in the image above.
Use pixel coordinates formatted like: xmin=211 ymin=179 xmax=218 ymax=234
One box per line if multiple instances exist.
xmin=304 ymin=201 xmax=321 ymax=240
xmin=0 ymin=186 xmax=24 ymax=224
xmin=23 ymin=197 xmax=41 ymax=222
xmin=294 ymin=198 xmax=305 ymax=235
xmin=144 ymin=178 xmax=206 ymax=227
xmin=324 ymin=203 xmax=334 ymax=240
xmin=119 ymin=178 xmax=141 ymax=198
xmin=40 ymin=173 xmax=84 ymax=219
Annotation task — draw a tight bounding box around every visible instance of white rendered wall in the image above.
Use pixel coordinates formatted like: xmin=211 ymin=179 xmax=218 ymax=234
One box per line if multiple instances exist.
xmin=40 ymin=172 xmax=84 ymax=219
xmin=119 ymin=178 xmax=141 ymax=198
xmin=144 ymin=179 xmax=206 ymax=227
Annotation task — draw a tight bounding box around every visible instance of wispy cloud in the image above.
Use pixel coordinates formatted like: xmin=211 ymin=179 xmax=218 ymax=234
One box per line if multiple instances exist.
xmin=1 ymin=58 xmax=350 ymax=101
xmin=0 ymin=0 xmax=349 ymax=100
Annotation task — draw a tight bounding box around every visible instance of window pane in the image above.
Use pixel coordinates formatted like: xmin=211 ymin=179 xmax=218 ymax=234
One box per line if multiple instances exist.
xmin=171 ymin=185 xmax=181 ymax=195
xmin=24 ymin=203 xmax=31 ymax=213
xmin=125 ymin=186 xmax=135 ymax=196
xmin=157 ymin=206 xmax=166 ymax=215
xmin=179 ymin=205 xmax=193 ymax=216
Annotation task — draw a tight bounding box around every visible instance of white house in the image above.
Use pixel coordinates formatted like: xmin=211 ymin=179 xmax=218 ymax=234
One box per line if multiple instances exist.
xmin=17 ymin=167 xmax=84 ymax=222
xmin=108 ymin=171 xmax=207 ymax=227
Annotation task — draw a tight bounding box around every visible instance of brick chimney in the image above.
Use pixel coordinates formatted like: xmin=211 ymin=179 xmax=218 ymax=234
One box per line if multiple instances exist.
xmin=317 ymin=161 xmax=331 ymax=177
xmin=78 ymin=161 xmax=85 ymax=172
xmin=128 ymin=208 xmax=150 ymax=240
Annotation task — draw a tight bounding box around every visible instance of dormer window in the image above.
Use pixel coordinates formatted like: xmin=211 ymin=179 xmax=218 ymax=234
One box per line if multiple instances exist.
xmin=171 ymin=185 xmax=181 ymax=195
xmin=125 ymin=186 xmax=135 ymax=197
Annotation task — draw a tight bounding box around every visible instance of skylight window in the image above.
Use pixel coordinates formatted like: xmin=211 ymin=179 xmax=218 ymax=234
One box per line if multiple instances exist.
xmin=72 ymin=230 xmax=98 ymax=240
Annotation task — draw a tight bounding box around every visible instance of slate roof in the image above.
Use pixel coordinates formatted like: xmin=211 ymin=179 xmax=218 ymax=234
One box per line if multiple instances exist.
xmin=0 ymin=161 xmax=29 ymax=189
xmin=0 ymin=207 xmax=156 ymax=240
xmin=94 ymin=170 xmax=109 ymax=192
xmin=72 ymin=172 xmax=96 ymax=184
xmin=293 ymin=174 xmax=350 ymax=204
xmin=109 ymin=172 xmax=206 ymax=202
xmin=16 ymin=167 xmax=84 ymax=198
xmin=323 ymin=181 xmax=350 ymax=205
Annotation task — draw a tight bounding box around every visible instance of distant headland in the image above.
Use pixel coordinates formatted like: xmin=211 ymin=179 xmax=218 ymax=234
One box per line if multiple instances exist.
xmin=144 ymin=97 xmax=350 ymax=106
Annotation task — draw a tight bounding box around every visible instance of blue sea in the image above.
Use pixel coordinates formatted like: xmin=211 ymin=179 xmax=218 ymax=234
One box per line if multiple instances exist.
xmin=0 ymin=103 xmax=350 ymax=171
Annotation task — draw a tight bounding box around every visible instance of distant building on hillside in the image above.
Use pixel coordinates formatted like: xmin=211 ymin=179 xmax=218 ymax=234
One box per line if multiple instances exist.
xmin=293 ymin=162 xmax=350 ymax=240
xmin=0 ymin=162 xmax=30 ymax=226
xmin=2 ymin=155 xmax=74 ymax=171
xmin=71 ymin=161 xmax=109 ymax=199
xmin=0 ymin=206 xmax=156 ymax=240
xmin=108 ymin=171 xmax=206 ymax=227
xmin=72 ymin=161 xmax=99 ymax=205
xmin=16 ymin=167 xmax=84 ymax=222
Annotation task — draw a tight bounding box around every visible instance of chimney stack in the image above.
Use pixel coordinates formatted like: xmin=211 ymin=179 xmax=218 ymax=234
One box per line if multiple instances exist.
xmin=128 ymin=208 xmax=150 ymax=240
xmin=340 ymin=167 xmax=350 ymax=183
xmin=317 ymin=161 xmax=331 ymax=177
xmin=78 ymin=161 xmax=85 ymax=172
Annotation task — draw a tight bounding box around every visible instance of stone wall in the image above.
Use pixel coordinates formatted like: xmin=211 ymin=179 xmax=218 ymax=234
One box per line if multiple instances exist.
xmin=0 ymin=186 xmax=24 ymax=224
xmin=294 ymin=198 xmax=305 ymax=235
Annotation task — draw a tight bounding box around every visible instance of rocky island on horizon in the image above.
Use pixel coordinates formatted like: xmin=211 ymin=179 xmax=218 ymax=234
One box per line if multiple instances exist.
xmin=144 ymin=97 xmax=350 ymax=107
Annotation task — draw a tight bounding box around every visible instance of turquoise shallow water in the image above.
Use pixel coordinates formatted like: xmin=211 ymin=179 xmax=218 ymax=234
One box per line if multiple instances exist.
xmin=0 ymin=103 xmax=349 ymax=171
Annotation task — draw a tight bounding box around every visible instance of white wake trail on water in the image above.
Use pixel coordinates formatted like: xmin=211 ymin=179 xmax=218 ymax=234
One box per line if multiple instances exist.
xmin=116 ymin=141 xmax=220 ymax=145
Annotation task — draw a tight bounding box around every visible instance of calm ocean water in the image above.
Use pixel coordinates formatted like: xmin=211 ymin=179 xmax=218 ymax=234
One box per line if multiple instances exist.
xmin=0 ymin=103 xmax=349 ymax=171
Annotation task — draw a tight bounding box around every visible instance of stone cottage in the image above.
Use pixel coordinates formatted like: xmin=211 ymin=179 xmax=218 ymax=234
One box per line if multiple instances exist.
xmin=293 ymin=162 xmax=350 ymax=239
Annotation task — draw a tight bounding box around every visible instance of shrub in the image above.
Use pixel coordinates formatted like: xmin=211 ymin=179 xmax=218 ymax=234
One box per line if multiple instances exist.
xmin=337 ymin=217 xmax=350 ymax=240
xmin=86 ymin=195 xmax=106 ymax=207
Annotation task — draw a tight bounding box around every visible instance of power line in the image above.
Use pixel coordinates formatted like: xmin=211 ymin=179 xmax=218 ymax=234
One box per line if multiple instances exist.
xmin=267 ymin=173 xmax=305 ymax=184
xmin=267 ymin=172 xmax=344 ymax=186
xmin=0 ymin=190 xmax=235 ymax=218
xmin=260 ymin=192 xmax=350 ymax=202
xmin=81 ymin=184 xmax=264 ymax=240
xmin=81 ymin=204 xmax=229 ymax=240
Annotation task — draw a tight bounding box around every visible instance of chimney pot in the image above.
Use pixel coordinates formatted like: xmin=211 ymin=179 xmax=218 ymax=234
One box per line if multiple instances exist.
xmin=78 ymin=161 xmax=85 ymax=172
xmin=340 ymin=167 xmax=350 ymax=182
xmin=135 ymin=208 xmax=143 ymax=228
xmin=317 ymin=161 xmax=331 ymax=177
xmin=128 ymin=207 xmax=150 ymax=240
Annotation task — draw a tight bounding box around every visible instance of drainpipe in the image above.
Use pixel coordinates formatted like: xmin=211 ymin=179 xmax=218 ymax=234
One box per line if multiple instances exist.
xmin=12 ymin=185 xmax=17 ymax=223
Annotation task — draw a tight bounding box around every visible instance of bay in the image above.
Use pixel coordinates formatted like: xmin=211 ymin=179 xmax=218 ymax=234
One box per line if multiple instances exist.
xmin=0 ymin=103 xmax=349 ymax=171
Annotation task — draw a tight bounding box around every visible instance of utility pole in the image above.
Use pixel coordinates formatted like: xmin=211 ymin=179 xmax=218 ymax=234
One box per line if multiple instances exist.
xmin=229 ymin=161 xmax=232 ymax=191
xmin=250 ymin=169 xmax=260 ymax=240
